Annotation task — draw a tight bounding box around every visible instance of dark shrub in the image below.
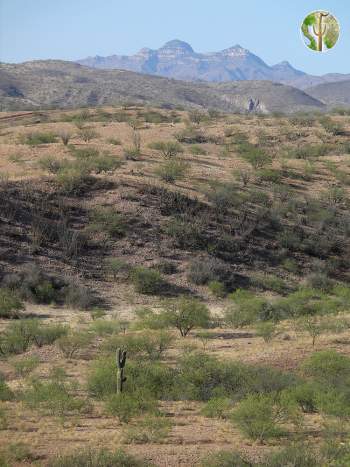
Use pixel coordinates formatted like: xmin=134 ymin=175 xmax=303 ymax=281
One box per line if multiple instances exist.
xmin=0 ymin=288 xmax=24 ymax=318
xmin=187 ymin=257 xmax=232 ymax=285
xmin=131 ymin=267 xmax=165 ymax=295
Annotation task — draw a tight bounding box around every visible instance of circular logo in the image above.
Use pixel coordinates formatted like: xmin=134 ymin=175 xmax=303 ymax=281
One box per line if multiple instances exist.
xmin=301 ymin=11 xmax=340 ymax=52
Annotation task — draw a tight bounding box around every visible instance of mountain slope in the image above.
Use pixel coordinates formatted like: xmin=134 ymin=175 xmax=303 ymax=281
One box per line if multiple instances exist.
xmin=306 ymin=79 xmax=350 ymax=106
xmin=0 ymin=60 xmax=325 ymax=113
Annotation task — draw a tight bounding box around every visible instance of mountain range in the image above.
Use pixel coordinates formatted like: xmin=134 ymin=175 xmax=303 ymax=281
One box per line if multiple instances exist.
xmin=77 ymin=39 xmax=350 ymax=90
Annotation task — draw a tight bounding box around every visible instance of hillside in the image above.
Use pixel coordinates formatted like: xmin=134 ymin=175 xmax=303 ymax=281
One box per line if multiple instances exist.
xmin=306 ymin=79 xmax=350 ymax=106
xmin=0 ymin=60 xmax=325 ymax=113
xmin=0 ymin=106 xmax=350 ymax=465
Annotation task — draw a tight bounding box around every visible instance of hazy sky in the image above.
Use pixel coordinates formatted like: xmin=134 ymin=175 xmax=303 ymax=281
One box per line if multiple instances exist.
xmin=1 ymin=0 xmax=349 ymax=75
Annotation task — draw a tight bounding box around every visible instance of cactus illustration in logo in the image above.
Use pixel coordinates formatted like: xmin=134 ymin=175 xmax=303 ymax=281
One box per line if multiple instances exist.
xmin=301 ymin=11 xmax=339 ymax=52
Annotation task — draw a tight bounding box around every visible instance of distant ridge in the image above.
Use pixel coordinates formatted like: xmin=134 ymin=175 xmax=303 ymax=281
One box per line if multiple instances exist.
xmin=77 ymin=39 xmax=350 ymax=89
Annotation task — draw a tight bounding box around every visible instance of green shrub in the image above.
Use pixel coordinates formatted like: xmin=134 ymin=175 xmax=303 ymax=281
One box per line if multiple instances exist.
xmin=38 ymin=155 xmax=63 ymax=173
xmin=132 ymin=307 xmax=169 ymax=331
xmin=90 ymin=308 xmax=107 ymax=320
xmin=155 ymin=159 xmax=189 ymax=183
xmin=90 ymin=319 xmax=120 ymax=336
xmin=123 ymin=415 xmax=172 ymax=444
xmin=23 ymin=370 xmax=90 ymax=417
xmin=263 ymin=443 xmax=320 ymax=467
xmin=131 ymin=267 xmax=165 ymax=295
xmin=104 ymin=257 xmax=130 ymax=280
xmin=88 ymin=357 xmax=174 ymax=401
xmin=20 ymin=132 xmax=57 ymax=145
xmin=0 ymin=406 xmax=7 ymax=430
xmin=106 ymin=391 xmax=158 ymax=423
xmin=78 ymin=128 xmax=99 ymax=142
xmin=56 ymin=165 xmax=93 ymax=194
xmin=0 ymin=320 xmax=66 ymax=356
xmin=102 ymin=331 xmax=173 ymax=361
xmin=4 ymin=442 xmax=36 ymax=463
xmin=149 ymin=141 xmax=183 ymax=158
xmin=0 ymin=288 xmax=24 ymax=318
xmin=49 ymin=448 xmax=150 ymax=467
xmin=302 ymin=350 xmax=350 ymax=387
xmin=255 ymin=321 xmax=277 ymax=343
xmin=200 ymin=450 xmax=251 ymax=467
xmin=11 ymin=356 xmax=40 ymax=377
xmin=250 ymin=273 xmax=287 ymax=294
xmin=237 ymin=143 xmax=272 ymax=169
xmin=201 ymin=397 xmax=232 ymax=419
xmin=231 ymin=393 xmax=297 ymax=441
xmin=287 ymin=382 xmax=319 ymax=413
xmin=57 ymin=331 xmax=92 ymax=359
xmin=0 ymin=373 xmax=13 ymax=401
xmin=164 ymin=217 xmax=204 ymax=249
xmin=88 ymin=207 xmax=126 ymax=238
xmin=208 ymin=281 xmax=226 ymax=298
xmin=225 ymin=290 xmax=270 ymax=327
xmin=189 ymin=145 xmax=207 ymax=155
xmin=161 ymin=296 xmax=211 ymax=337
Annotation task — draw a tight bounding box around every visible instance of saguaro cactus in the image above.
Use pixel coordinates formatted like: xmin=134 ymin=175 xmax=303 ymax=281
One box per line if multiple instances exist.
xmin=313 ymin=12 xmax=329 ymax=51
xmin=116 ymin=347 xmax=127 ymax=394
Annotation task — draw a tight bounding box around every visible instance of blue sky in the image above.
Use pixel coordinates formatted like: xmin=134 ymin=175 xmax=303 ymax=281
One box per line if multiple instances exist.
xmin=0 ymin=0 xmax=349 ymax=75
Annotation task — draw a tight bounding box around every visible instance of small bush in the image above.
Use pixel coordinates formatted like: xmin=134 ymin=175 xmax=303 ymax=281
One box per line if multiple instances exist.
xmin=63 ymin=280 xmax=95 ymax=310
xmin=57 ymin=331 xmax=92 ymax=359
xmin=90 ymin=319 xmax=120 ymax=336
xmin=23 ymin=370 xmax=90 ymax=417
xmin=78 ymin=128 xmax=99 ymax=142
xmin=0 ymin=373 xmax=13 ymax=401
xmin=131 ymin=267 xmax=165 ymax=295
xmin=20 ymin=132 xmax=57 ymax=145
xmin=175 ymin=127 xmax=208 ymax=144
xmin=88 ymin=207 xmax=126 ymax=238
xmin=200 ymin=450 xmax=251 ymax=467
xmin=301 ymin=350 xmax=350 ymax=387
xmin=255 ymin=321 xmax=277 ymax=343
xmin=263 ymin=443 xmax=320 ymax=467
xmin=58 ymin=130 xmax=72 ymax=146
xmin=0 ymin=320 xmax=66 ymax=356
xmin=11 ymin=356 xmax=40 ymax=377
xmin=38 ymin=155 xmax=63 ymax=173
xmin=237 ymin=143 xmax=272 ymax=169
xmin=123 ymin=415 xmax=172 ymax=444
xmin=187 ymin=257 xmax=232 ymax=286
xmin=49 ymin=448 xmax=149 ymax=467
xmin=149 ymin=141 xmax=183 ymax=158
xmin=107 ymin=137 xmax=121 ymax=145
xmin=0 ymin=288 xmax=24 ymax=318
xmin=189 ymin=145 xmax=207 ymax=155
xmin=208 ymin=281 xmax=226 ymax=298
xmin=155 ymin=159 xmax=189 ymax=183
xmin=104 ymin=257 xmax=130 ymax=280
xmin=161 ymin=296 xmax=211 ymax=337
xmin=231 ymin=393 xmax=297 ymax=441
xmin=106 ymin=391 xmax=158 ymax=423
xmin=225 ymin=290 xmax=270 ymax=327
xmin=201 ymin=397 xmax=232 ymax=419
